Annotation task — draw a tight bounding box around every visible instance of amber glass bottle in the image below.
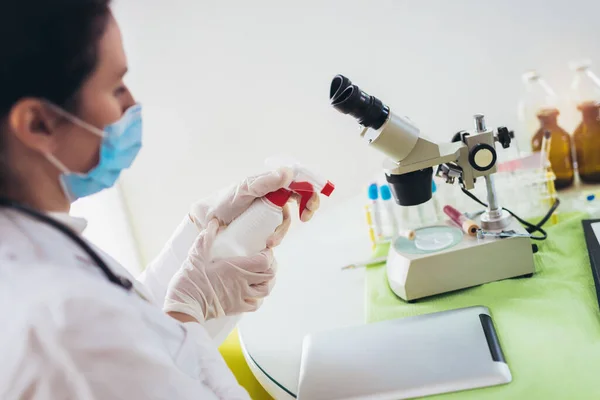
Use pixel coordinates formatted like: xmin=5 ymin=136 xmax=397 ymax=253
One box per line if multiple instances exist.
xmin=531 ymin=108 xmax=574 ymax=189
xmin=574 ymin=101 xmax=600 ymax=183
xmin=518 ymin=71 xmax=559 ymax=155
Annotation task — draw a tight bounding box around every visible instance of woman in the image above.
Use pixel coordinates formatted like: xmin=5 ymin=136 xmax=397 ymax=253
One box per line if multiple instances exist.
xmin=0 ymin=1 xmax=319 ymax=398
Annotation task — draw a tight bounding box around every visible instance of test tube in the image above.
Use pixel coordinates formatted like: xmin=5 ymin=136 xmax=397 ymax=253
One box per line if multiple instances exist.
xmin=431 ymin=181 xmax=442 ymax=221
xmin=380 ymin=185 xmax=399 ymax=237
xmin=540 ymin=131 xmax=551 ymax=170
xmin=540 ymin=131 xmax=558 ymax=224
xmin=368 ymin=183 xmax=383 ymax=238
xmin=364 ymin=205 xmax=377 ymax=249
xmin=443 ymin=205 xmax=480 ymax=236
xmin=398 ymin=229 xmax=416 ymax=240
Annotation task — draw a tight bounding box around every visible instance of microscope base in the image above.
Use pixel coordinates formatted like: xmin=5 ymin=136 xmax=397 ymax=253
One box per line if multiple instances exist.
xmin=386 ymin=219 xmax=535 ymax=302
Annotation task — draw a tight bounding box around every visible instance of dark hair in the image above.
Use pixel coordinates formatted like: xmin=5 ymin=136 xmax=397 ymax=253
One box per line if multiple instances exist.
xmin=0 ymin=0 xmax=112 ymax=193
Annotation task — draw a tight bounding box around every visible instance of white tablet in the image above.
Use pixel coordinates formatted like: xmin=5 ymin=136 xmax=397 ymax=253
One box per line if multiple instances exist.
xmin=297 ymin=306 xmax=511 ymax=400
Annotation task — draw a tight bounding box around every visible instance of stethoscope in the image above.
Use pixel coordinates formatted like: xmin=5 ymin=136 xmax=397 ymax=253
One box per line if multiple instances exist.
xmin=0 ymin=198 xmax=133 ymax=291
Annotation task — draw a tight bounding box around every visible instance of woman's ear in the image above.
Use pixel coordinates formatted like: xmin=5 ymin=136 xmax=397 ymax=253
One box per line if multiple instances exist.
xmin=7 ymin=98 xmax=62 ymax=154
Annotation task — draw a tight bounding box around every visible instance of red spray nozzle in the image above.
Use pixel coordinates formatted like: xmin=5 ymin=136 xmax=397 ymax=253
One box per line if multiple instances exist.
xmin=288 ymin=180 xmax=335 ymax=218
xmin=321 ymin=181 xmax=335 ymax=196
xmin=263 ymin=163 xmax=335 ymax=219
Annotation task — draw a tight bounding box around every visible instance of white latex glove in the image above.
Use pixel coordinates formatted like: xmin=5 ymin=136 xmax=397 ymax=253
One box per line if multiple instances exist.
xmin=164 ymin=219 xmax=277 ymax=322
xmin=190 ymin=168 xmax=320 ymax=248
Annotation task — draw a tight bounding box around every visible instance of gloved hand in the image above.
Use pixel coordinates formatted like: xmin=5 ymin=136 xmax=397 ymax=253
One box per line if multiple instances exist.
xmin=190 ymin=168 xmax=320 ymax=248
xmin=164 ymin=219 xmax=277 ymax=322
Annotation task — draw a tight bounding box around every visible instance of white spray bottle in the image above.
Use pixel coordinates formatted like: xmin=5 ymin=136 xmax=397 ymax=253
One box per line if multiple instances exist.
xmin=210 ymin=160 xmax=335 ymax=259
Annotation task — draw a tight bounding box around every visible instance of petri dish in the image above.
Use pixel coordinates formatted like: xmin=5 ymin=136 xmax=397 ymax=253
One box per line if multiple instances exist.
xmin=394 ymin=226 xmax=462 ymax=255
xmin=414 ymin=229 xmax=456 ymax=251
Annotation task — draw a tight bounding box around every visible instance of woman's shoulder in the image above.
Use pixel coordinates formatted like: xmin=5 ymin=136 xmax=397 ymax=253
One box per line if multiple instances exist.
xmin=0 ymin=257 xmax=140 ymax=327
xmin=0 ymin=255 xmax=180 ymax=342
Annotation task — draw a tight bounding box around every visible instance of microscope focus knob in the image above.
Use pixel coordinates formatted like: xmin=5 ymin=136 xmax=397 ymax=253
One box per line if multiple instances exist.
xmin=497 ymin=126 xmax=512 ymax=149
xmin=469 ymin=143 xmax=497 ymax=171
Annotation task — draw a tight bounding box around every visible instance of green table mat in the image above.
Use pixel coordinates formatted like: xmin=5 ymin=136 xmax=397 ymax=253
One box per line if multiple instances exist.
xmin=366 ymin=213 xmax=600 ymax=399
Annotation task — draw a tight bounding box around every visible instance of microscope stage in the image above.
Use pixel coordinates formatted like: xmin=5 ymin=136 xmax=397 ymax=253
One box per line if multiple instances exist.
xmin=386 ymin=218 xmax=535 ymax=301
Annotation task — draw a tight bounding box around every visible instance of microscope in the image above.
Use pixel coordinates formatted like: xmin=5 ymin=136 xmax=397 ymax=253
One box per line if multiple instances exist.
xmin=330 ymin=75 xmax=535 ymax=302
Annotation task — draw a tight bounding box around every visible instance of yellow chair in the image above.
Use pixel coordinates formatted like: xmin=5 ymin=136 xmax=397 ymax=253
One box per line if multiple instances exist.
xmin=219 ymin=329 xmax=274 ymax=399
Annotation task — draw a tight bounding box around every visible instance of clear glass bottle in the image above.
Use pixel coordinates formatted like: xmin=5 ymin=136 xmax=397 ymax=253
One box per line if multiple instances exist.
xmin=569 ymin=60 xmax=600 ymax=107
xmin=531 ymin=109 xmax=574 ymax=190
xmin=517 ymin=70 xmax=560 ymax=156
xmin=570 ymin=61 xmax=600 ymax=183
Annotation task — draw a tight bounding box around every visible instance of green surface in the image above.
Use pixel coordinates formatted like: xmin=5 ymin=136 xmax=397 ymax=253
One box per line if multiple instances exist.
xmin=366 ymin=213 xmax=600 ymax=399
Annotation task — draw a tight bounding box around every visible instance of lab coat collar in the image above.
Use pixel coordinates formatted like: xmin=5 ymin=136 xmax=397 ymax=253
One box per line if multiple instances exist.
xmin=47 ymin=212 xmax=89 ymax=234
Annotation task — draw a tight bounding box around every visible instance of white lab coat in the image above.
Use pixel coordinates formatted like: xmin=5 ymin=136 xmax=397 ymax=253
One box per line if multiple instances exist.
xmin=0 ymin=209 xmax=248 ymax=400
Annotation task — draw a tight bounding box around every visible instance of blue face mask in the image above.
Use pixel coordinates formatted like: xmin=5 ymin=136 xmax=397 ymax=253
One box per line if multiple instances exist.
xmin=45 ymin=104 xmax=143 ymax=202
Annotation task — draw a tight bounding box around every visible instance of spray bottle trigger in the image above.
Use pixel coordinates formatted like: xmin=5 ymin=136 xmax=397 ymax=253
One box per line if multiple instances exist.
xmin=264 ymin=188 xmax=293 ymax=209
xmin=289 ymin=181 xmax=315 ymax=219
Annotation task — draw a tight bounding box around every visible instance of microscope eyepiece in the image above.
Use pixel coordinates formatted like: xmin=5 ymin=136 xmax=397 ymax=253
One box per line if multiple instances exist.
xmin=330 ymin=75 xmax=352 ymax=99
xmin=330 ymin=75 xmax=390 ymax=130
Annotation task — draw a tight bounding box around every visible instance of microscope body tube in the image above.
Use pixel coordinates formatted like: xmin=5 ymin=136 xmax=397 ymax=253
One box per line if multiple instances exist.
xmin=361 ymin=113 xmax=420 ymax=163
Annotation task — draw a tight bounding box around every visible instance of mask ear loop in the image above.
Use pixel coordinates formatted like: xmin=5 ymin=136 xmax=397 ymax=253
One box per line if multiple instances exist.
xmin=44 ymin=102 xmax=106 ymax=138
xmin=44 ymin=153 xmax=78 ymax=202
xmin=45 ymin=153 xmax=70 ymax=174
xmin=43 ymin=102 xmax=107 ymax=200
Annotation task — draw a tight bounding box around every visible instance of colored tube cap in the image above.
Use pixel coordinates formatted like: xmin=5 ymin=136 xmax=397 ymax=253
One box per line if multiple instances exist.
xmin=380 ymin=185 xmax=392 ymax=201
xmin=587 ymin=194 xmax=596 ymax=202
xmin=432 ymin=180 xmax=437 ymax=193
xmin=368 ymin=183 xmax=379 ymax=200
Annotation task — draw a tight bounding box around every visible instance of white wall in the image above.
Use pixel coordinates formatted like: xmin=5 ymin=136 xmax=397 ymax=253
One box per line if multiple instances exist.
xmin=112 ymin=0 xmax=600 ymax=265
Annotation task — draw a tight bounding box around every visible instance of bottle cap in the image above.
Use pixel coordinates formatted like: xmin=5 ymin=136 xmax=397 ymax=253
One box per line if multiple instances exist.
xmin=587 ymin=194 xmax=595 ymax=202
xmin=380 ymin=185 xmax=392 ymax=201
xmin=569 ymin=59 xmax=592 ymax=72
xmin=432 ymin=180 xmax=437 ymax=194
xmin=522 ymin=70 xmax=540 ymax=83
xmin=368 ymin=183 xmax=379 ymax=200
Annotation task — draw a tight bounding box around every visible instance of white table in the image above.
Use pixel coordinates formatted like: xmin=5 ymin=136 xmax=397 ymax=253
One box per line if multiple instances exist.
xmin=238 ymin=196 xmax=374 ymax=398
